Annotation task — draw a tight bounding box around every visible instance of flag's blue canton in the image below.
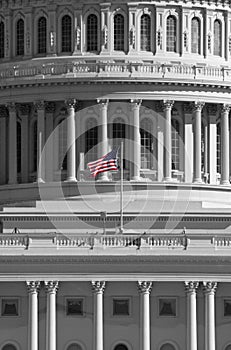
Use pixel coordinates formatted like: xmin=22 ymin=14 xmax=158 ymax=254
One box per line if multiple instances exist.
xmin=87 ymin=148 xmax=119 ymax=178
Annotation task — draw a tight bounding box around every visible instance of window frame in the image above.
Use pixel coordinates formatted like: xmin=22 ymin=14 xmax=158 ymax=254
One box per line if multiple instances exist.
xmin=0 ymin=20 xmax=5 ymax=59
xmin=213 ymin=19 xmax=222 ymax=57
xmin=158 ymin=297 xmax=177 ymax=318
xmin=65 ymin=297 xmax=85 ymax=317
xmin=0 ymin=297 xmax=20 ymax=318
xmin=191 ymin=17 xmax=201 ymax=54
xmin=15 ymin=17 xmax=25 ymax=56
xmin=111 ymin=297 xmax=132 ymax=317
xmin=166 ymin=15 xmax=177 ymax=53
xmin=113 ymin=12 xmax=126 ymax=52
xmin=140 ymin=13 xmax=151 ymax=52
xmin=60 ymin=13 xmax=73 ymax=54
xmin=86 ymin=13 xmax=99 ymax=53
xmin=37 ymin=16 xmax=47 ymax=55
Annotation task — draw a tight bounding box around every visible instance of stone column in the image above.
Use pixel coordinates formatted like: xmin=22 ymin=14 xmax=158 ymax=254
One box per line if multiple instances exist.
xmin=26 ymin=281 xmax=40 ymax=350
xmin=184 ymin=104 xmax=194 ymax=183
xmin=138 ymin=281 xmax=152 ymax=350
xmin=20 ymin=104 xmax=30 ymax=183
xmin=163 ymin=100 xmax=174 ymax=181
xmin=131 ymin=99 xmax=142 ymax=181
xmin=207 ymin=105 xmax=217 ymax=185
xmin=45 ymin=281 xmax=59 ymax=350
xmin=97 ymin=99 xmax=109 ymax=181
xmin=65 ymin=99 xmax=77 ymax=182
xmin=35 ymin=101 xmax=46 ymax=183
xmin=0 ymin=106 xmax=7 ymax=185
xmin=92 ymin=281 xmax=105 ymax=350
xmin=7 ymin=102 xmax=17 ymax=184
xmin=221 ymin=104 xmax=230 ymax=185
xmin=203 ymin=282 xmax=217 ymax=350
xmin=185 ymin=281 xmax=199 ymax=350
xmin=156 ymin=103 xmax=164 ymax=181
xmin=193 ymin=102 xmax=204 ymax=183
xmin=45 ymin=102 xmax=55 ymax=182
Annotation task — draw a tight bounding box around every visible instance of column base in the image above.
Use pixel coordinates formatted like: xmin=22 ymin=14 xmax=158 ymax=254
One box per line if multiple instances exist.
xmin=193 ymin=178 xmax=202 ymax=184
xmin=130 ymin=176 xmax=143 ymax=182
xmin=221 ymin=180 xmax=230 ymax=186
xmin=64 ymin=177 xmax=77 ymax=183
xmin=163 ymin=177 xmax=172 ymax=182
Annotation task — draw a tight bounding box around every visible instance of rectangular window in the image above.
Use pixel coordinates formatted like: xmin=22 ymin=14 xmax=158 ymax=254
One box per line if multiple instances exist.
xmin=66 ymin=298 xmax=84 ymax=316
xmin=1 ymin=298 xmax=19 ymax=316
xmin=224 ymin=299 xmax=231 ymax=317
xmin=158 ymin=297 xmax=177 ymax=317
xmin=113 ymin=298 xmax=130 ymax=316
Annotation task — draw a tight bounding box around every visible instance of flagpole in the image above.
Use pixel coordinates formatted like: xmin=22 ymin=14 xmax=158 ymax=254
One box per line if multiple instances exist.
xmin=120 ymin=141 xmax=123 ymax=233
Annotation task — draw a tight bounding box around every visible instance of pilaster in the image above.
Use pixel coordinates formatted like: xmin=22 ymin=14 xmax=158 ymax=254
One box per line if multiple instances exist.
xmin=128 ymin=5 xmax=137 ymax=54
xmin=207 ymin=105 xmax=217 ymax=185
xmin=47 ymin=4 xmax=57 ymax=56
xmin=7 ymin=102 xmax=17 ymax=185
xmin=4 ymin=9 xmax=12 ymax=59
xmin=73 ymin=10 xmax=82 ymax=55
xmin=100 ymin=4 xmax=110 ymax=54
xmin=19 ymin=104 xmax=30 ymax=183
xmin=25 ymin=8 xmax=33 ymax=57
xmin=0 ymin=106 xmax=7 ymax=185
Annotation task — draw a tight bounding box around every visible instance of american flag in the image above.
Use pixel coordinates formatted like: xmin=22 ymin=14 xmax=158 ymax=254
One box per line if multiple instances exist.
xmin=87 ymin=149 xmax=119 ymax=178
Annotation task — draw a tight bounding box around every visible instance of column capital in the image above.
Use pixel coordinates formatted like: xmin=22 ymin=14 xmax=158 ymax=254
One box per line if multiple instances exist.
xmin=185 ymin=281 xmax=199 ymax=293
xmin=44 ymin=281 xmax=59 ymax=294
xmin=183 ymin=103 xmax=194 ymax=114
xmin=207 ymin=104 xmax=217 ymax=116
xmin=6 ymin=102 xmax=16 ymax=113
xmin=203 ymin=282 xmax=217 ymax=294
xmin=91 ymin=281 xmax=106 ymax=294
xmin=221 ymin=104 xmax=231 ymax=114
xmin=18 ymin=103 xmax=31 ymax=116
xmin=65 ymin=99 xmax=77 ymax=109
xmin=0 ymin=106 xmax=8 ymax=118
xmin=130 ymin=99 xmax=142 ymax=109
xmin=97 ymin=99 xmax=109 ymax=109
xmin=162 ymin=100 xmax=174 ymax=111
xmin=26 ymin=281 xmax=41 ymax=294
xmin=45 ymin=101 xmax=56 ymax=114
xmin=34 ymin=101 xmax=45 ymax=111
xmin=137 ymin=281 xmax=152 ymax=294
xmin=193 ymin=101 xmax=205 ymax=112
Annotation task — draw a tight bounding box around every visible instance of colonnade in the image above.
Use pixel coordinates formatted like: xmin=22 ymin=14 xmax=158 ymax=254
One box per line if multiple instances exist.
xmin=3 ymin=99 xmax=231 ymax=185
xmin=25 ymin=280 xmax=217 ymax=350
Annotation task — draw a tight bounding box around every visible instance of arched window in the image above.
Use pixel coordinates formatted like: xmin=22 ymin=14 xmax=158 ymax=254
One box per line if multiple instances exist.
xmin=61 ymin=15 xmax=72 ymax=53
xmin=58 ymin=118 xmax=67 ymax=170
xmin=33 ymin=121 xmax=37 ymax=172
xmin=66 ymin=343 xmax=83 ymax=350
xmin=113 ymin=117 xmax=125 ymax=148
xmin=87 ymin=14 xmax=98 ymax=52
xmin=17 ymin=121 xmax=21 ymax=174
xmin=0 ymin=21 xmax=4 ymax=58
xmin=140 ymin=14 xmax=151 ymax=51
xmin=85 ymin=118 xmax=98 ymax=166
xmin=160 ymin=344 xmax=176 ymax=350
xmin=16 ymin=18 xmax=24 ymax=56
xmin=114 ymin=14 xmax=124 ymax=51
xmin=2 ymin=345 xmax=17 ymax=350
xmin=166 ymin=16 xmax=177 ymax=52
xmin=171 ymin=119 xmax=180 ymax=170
xmin=38 ymin=17 xmax=47 ymax=54
xmin=191 ymin=17 xmax=200 ymax=54
xmin=214 ymin=20 xmax=221 ymax=56
xmin=114 ymin=344 xmax=128 ymax=350
xmin=141 ymin=119 xmax=153 ymax=169
xmin=217 ymin=122 xmax=221 ymax=174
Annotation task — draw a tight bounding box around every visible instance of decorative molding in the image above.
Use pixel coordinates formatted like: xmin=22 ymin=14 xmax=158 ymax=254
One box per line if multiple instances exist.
xmin=6 ymin=102 xmax=16 ymax=113
xmin=34 ymin=100 xmax=45 ymax=111
xmin=65 ymin=99 xmax=77 ymax=110
xmin=207 ymin=104 xmax=217 ymax=115
xmin=97 ymin=99 xmax=108 ymax=110
xmin=137 ymin=281 xmax=152 ymax=294
xmin=162 ymin=100 xmax=174 ymax=111
xmin=26 ymin=280 xmax=40 ymax=294
xmin=185 ymin=281 xmax=199 ymax=293
xmin=91 ymin=281 xmax=106 ymax=293
xmin=44 ymin=280 xmax=59 ymax=294
xmin=130 ymin=99 xmax=142 ymax=110
xmin=45 ymin=102 xmax=56 ymax=114
xmin=221 ymin=104 xmax=231 ymax=114
xmin=203 ymin=281 xmax=217 ymax=294
xmin=192 ymin=101 xmax=205 ymax=112
xmin=18 ymin=103 xmax=30 ymax=116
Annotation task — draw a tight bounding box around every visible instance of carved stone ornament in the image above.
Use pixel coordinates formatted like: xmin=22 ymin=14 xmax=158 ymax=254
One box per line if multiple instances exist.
xmin=65 ymin=99 xmax=76 ymax=110
xmin=75 ymin=26 xmax=81 ymax=47
xmin=138 ymin=281 xmax=152 ymax=294
xmin=203 ymin=281 xmax=217 ymax=294
xmin=0 ymin=105 xmax=8 ymax=118
xmin=34 ymin=100 xmax=45 ymax=111
xmin=221 ymin=104 xmax=231 ymax=114
xmin=102 ymin=25 xmax=108 ymax=46
xmin=129 ymin=26 xmax=136 ymax=47
xmin=45 ymin=102 xmax=56 ymax=114
xmin=97 ymin=99 xmax=108 ymax=110
xmin=184 ymin=103 xmax=194 ymax=114
xmin=193 ymin=101 xmax=205 ymax=112
xmin=26 ymin=281 xmax=40 ymax=294
xmin=207 ymin=104 xmax=217 ymax=116
xmin=19 ymin=103 xmax=30 ymax=116
xmin=185 ymin=281 xmax=199 ymax=293
xmin=162 ymin=100 xmax=174 ymax=111
xmin=130 ymin=99 xmax=142 ymax=110
xmin=91 ymin=281 xmax=106 ymax=293
xmin=44 ymin=281 xmax=59 ymax=294
xmin=6 ymin=102 xmax=16 ymax=113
